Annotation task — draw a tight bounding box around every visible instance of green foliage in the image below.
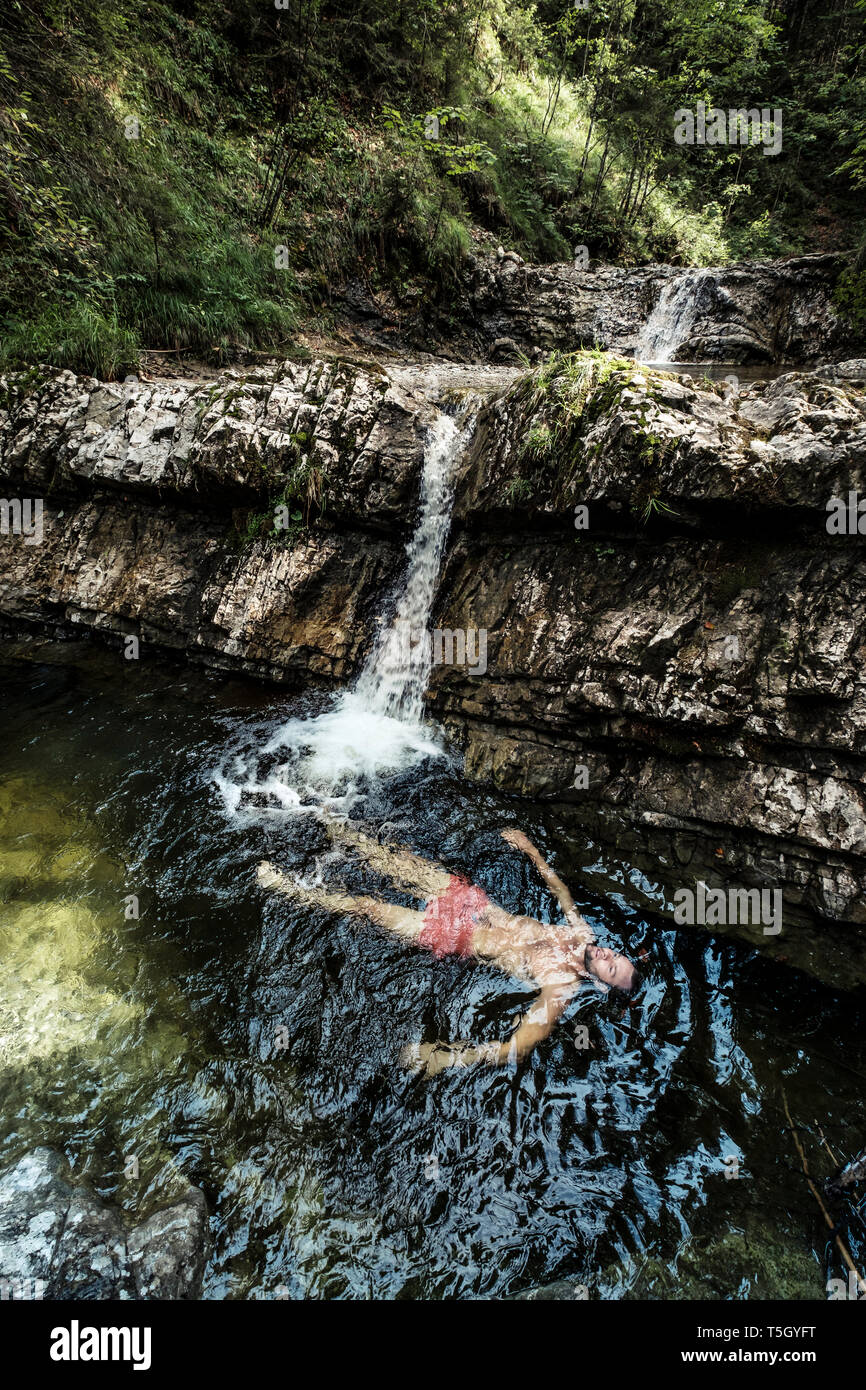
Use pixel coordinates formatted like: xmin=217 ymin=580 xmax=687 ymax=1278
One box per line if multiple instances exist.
xmin=507 ymin=349 xmax=688 ymax=519
xmin=639 ymin=494 xmax=680 ymax=525
xmin=242 ymin=496 xmax=305 ymax=549
xmin=519 ymin=348 xmax=635 ymax=430
xmin=241 ymin=436 xmax=329 ymax=548
xmin=0 ymin=299 xmax=140 ymax=378
xmin=507 ymin=348 xmax=636 ymax=503
xmin=0 ymin=0 xmax=296 ymax=376
xmin=835 ymin=260 xmax=866 ymax=330
xmin=0 ymin=0 xmax=864 ymax=378
xmin=504 ymin=476 xmax=534 ymax=504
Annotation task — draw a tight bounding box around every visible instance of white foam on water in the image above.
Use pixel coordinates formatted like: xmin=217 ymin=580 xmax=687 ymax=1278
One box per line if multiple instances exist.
xmin=260 ymin=693 xmax=447 ymax=803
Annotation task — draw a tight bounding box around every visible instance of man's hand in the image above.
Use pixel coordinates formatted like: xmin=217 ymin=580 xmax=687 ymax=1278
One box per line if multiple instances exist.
xmin=501 ymin=827 xmax=539 ymax=858
xmin=400 ymin=979 xmax=578 ymax=1076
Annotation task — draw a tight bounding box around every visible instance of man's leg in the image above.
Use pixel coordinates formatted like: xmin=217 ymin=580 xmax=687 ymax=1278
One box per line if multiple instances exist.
xmin=257 ymin=860 xmax=425 ymax=945
xmin=324 ymin=820 xmax=452 ymax=899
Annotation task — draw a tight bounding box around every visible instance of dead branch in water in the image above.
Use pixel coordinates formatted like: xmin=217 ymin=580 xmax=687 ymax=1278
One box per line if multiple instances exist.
xmin=782 ymin=1090 xmax=866 ymax=1296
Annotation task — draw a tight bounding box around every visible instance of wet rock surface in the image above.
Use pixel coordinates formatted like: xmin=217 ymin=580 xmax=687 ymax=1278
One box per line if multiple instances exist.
xmin=346 ymin=251 xmax=861 ymax=365
xmin=0 ymin=357 xmax=429 ymax=515
xmin=0 ymin=359 xmax=439 ymax=685
xmin=0 ymin=1148 xmax=209 ymax=1299
xmin=433 ymin=366 xmax=866 ymax=926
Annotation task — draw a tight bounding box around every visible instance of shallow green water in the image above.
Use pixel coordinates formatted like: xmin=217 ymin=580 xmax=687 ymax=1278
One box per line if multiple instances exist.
xmin=0 ymin=645 xmax=863 ymax=1299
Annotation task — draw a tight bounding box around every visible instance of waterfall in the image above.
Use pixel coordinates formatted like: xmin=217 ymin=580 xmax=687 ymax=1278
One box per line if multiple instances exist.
xmin=355 ymin=412 xmax=467 ymax=723
xmin=636 ymin=271 xmax=706 ymax=363
xmin=215 ymin=405 xmax=476 ymax=815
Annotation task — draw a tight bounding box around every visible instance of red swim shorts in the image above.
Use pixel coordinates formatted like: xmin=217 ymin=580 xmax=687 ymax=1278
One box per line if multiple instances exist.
xmin=419 ymin=874 xmax=490 ymax=959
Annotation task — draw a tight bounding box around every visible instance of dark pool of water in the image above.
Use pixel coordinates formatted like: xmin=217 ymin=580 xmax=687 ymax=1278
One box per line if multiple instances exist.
xmin=647 ymin=362 xmax=808 ymax=384
xmin=0 ymin=648 xmax=863 ymax=1300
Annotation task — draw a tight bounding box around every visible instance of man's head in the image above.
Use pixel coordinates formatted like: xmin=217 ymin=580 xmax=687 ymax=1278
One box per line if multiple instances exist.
xmin=584 ymin=943 xmax=640 ymax=993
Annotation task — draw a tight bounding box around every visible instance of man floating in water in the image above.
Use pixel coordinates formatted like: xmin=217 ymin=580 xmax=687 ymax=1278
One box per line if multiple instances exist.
xmin=257 ymin=825 xmax=639 ymax=1076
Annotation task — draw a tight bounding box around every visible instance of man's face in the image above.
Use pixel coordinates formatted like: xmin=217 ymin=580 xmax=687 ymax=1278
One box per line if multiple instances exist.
xmin=584 ymin=943 xmax=637 ymax=991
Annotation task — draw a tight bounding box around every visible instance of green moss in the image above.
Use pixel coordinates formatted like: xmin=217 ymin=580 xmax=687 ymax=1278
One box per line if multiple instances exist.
xmin=504 ymin=350 xmax=692 ymax=523
xmin=614 ymin=1221 xmax=825 ymax=1300
xmin=0 ymin=365 xmax=54 ymax=414
xmin=708 ymin=564 xmax=763 ymax=608
xmin=238 ymin=442 xmax=330 ymax=548
xmin=512 ymin=349 xmax=636 ymax=483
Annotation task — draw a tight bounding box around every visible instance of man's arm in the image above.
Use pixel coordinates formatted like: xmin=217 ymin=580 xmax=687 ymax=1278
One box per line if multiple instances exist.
xmin=400 ymin=981 xmax=577 ymax=1077
xmin=500 ymin=828 xmax=590 ymax=937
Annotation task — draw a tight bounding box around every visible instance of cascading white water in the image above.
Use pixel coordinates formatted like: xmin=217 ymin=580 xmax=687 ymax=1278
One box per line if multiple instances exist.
xmin=636 ymin=270 xmax=705 ymax=363
xmin=215 ymin=408 xmax=474 ymax=816
xmin=355 ymin=413 xmax=464 ymax=724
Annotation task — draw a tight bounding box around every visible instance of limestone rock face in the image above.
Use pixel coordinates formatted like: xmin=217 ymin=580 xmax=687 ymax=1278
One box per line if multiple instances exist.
xmin=428 ymin=365 xmax=866 ymax=926
xmin=457 ymin=252 xmax=859 ymax=364
xmin=0 ymin=1148 xmax=209 ymax=1299
xmin=0 ymin=357 xmax=429 ymax=515
xmin=0 ymin=359 xmax=439 ymax=683
xmin=1 ymin=341 xmax=866 ymax=932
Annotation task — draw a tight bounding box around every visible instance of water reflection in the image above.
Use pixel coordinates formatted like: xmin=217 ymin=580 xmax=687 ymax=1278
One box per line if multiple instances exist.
xmin=0 ymin=652 xmax=863 ymax=1299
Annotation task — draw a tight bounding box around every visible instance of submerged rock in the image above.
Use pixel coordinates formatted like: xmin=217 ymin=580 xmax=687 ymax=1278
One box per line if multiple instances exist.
xmin=0 ymin=1148 xmax=209 ymax=1299
xmin=511 ymin=1216 xmax=825 ymax=1301
xmin=510 ymin=1278 xmax=591 ymax=1300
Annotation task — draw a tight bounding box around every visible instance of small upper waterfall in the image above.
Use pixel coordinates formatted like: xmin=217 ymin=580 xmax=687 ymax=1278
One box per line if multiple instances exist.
xmin=636 ymin=270 xmax=706 ymax=362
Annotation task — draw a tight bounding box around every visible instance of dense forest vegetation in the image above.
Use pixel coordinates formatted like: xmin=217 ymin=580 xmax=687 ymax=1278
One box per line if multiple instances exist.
xmin=1 ymin=0 xmax=865 ymax=376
